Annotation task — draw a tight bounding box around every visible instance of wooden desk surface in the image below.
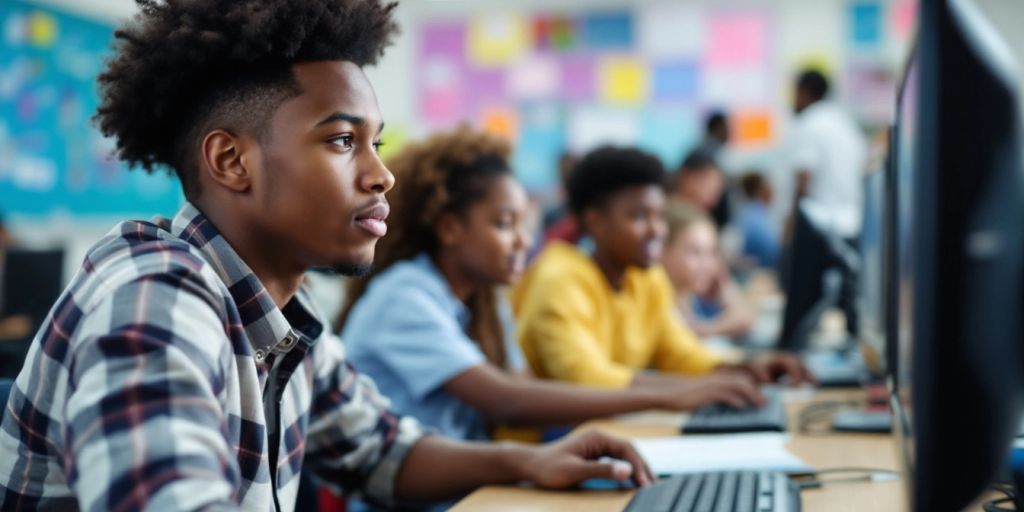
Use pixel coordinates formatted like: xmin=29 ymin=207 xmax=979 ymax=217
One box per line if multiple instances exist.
xmin=453 ymin=389 xmax=908 ymax=512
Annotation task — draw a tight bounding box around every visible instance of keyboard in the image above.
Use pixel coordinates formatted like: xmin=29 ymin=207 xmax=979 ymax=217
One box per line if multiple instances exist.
xmin=681 ymin=389 xmax=787 ymax=434
xmin=624 ymin=471 xmax=801 ymax=512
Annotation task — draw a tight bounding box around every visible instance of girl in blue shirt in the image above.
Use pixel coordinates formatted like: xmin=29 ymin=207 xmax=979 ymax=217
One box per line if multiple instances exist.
xmin=337 ymin=127 xmax=753 ymax=443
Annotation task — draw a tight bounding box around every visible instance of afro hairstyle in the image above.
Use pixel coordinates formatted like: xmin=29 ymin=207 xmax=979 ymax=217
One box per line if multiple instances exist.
xmin=567 ymin=146 xmax=666 ymax=216
xmin=95 ymin=0 xmax=399 ymax=198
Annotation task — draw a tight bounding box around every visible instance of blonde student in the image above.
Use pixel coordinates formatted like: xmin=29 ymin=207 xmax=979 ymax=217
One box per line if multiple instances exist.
xmin=338 ymin=128 xmax=734 ymax=446
xmin=514 ymin=146 xmax=813 ymax=401
xmin=662 ymin=200 xmax=755 ymax=339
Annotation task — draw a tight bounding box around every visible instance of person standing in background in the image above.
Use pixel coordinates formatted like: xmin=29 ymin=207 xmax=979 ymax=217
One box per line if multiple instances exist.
xmin=785 ymin=69 xmax=868 ymax=335
xmin=787 ymin=70 xmax=868 ymax=242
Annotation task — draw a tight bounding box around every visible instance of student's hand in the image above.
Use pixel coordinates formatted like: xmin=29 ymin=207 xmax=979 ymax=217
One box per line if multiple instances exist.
xmin=658 ymin=372 xmax=765 ymax=410
xmin=739 ymin=352 xmax=817 ymax=386
xmin=521 ymin=430 xmax=654 ymax=489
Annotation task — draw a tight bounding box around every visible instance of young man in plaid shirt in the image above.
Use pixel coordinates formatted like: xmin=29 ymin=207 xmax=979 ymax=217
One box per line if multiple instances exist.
xmin=0 ymin=1 xmax=652 ymax=510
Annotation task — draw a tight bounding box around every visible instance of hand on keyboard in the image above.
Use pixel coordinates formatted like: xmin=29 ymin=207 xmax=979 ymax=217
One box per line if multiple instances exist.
xmin=656 ymin=371 xmax=766 ymax=410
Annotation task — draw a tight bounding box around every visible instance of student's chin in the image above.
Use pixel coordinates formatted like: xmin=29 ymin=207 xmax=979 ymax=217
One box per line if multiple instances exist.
xmin=313 ymin=263 xmax=373 ymax=277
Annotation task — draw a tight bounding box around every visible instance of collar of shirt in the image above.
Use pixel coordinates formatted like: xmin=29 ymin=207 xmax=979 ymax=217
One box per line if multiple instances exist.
xmin=165 ymin=201 xmax=323 ymax=359
xmin=410 ymin=252 xmax=471 ymax=329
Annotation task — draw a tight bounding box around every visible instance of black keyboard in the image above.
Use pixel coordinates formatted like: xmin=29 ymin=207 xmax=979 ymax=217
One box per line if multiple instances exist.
xmin=624 ymin=471 xmax=800 ymax=512
xmin=682 ymin=389 xmax=787 ymax=434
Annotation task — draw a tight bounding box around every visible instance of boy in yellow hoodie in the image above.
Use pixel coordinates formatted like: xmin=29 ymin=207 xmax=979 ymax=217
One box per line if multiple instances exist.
xmin=514 ymin=146 xmax=812 ymax=407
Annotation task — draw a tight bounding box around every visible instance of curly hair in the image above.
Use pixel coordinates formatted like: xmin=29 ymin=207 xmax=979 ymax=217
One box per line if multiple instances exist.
xmin=95 ymin=0 xmax=399 ymax=198
xmin=567 ymin=145 xmax=666 ymax=217
xmin=336 ymin=126 xmax=514 ymax=368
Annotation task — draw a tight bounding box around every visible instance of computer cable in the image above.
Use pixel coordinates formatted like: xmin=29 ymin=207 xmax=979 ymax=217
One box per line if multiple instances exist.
xmin=790 ymin=467 xmax=900 ymax=490
xmin=982 ymin=483 xmax=1016 ymax=512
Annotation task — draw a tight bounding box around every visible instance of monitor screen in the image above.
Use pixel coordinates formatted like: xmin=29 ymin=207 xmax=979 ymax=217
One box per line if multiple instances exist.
xmin=892 ymin=55 xmax=917 ymax=477
xmin=857 ymin=169 xmax=885 ymax=374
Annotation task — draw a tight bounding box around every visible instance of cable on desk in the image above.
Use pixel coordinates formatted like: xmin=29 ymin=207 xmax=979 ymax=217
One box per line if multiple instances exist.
xmin=791 ymin=467 xmax=900 ymax=490
xmin=982 ymin=484 xmax=1017 ymax=512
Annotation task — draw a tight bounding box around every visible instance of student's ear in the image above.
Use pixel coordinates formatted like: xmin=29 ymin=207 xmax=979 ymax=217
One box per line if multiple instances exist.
xmin=582 ymin=207 xmax=606 ymax=241
xmin=200 ymin=129 xmax=255 ymax=193
xmin=435 ymin=211 xmax=466 ymax=248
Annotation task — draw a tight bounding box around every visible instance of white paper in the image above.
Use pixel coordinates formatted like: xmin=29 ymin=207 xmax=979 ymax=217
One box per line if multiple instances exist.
xmin=638 ymin=2 xmax=706 ymax=58
xmin=567 ymin=106 xmax=639 ymax=155
xmin=633 ymin=433 xmax=812 ymax=476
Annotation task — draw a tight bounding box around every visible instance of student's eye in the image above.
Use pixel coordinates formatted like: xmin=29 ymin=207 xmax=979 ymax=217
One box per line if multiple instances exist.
xmin=328 ymin=134 xmax=355 ymax=149
xmin=372 ymin=140 xmax=385 ymax=154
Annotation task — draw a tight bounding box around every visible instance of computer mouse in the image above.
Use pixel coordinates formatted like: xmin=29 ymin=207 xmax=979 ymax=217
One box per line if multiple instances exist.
xmin=578 ymin=457 xmax=638 ymax=490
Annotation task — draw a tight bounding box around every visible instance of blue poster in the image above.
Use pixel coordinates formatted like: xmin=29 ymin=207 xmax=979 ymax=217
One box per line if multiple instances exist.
xmin=513 ymin=103 xmax=566 ymax=193
xmin=849 ymin=1 xmax=882 ymax=48
xmin=0 ymin=0 xmax=182 ymax=217
xmin=579 ymin=11 xmax=634 ymax=51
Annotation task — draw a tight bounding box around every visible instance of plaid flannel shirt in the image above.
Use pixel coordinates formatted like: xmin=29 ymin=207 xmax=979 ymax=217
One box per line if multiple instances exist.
xmin=0 ymin=202 xmax=424 ymax=511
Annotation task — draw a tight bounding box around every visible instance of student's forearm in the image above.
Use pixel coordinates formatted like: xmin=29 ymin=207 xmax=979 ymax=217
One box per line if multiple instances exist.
xmin=491 ymin=378 xmax=664 ymax=426
xmin=446 ymin=365 xmax=665 ymax=427
xmin=395 ymin=437 xmax=530 ymax=503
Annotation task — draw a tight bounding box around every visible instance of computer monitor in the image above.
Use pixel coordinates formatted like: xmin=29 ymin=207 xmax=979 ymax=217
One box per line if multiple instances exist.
xmin=857 ymin=169 xmax=885 ymax=376
xmin=889 ymin=0 xmax=1024 ymax=510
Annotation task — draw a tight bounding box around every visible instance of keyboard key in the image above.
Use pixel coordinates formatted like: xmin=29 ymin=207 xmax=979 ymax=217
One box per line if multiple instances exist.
xmin=652 ymin=476 xmax=686 ymax=512
xmin=694 ymin=472 xmax=721 ymax=512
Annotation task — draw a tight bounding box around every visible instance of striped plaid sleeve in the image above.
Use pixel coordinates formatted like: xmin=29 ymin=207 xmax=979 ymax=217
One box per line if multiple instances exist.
xmin=63 ymin=270 xmax=242 ymax=512
xmin=302 ymin=333 xmax=424 ymax=508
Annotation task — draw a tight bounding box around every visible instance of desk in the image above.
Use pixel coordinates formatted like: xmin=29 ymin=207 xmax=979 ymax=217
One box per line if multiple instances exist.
xmin=453 ymin=389 xmax=906 ymax=512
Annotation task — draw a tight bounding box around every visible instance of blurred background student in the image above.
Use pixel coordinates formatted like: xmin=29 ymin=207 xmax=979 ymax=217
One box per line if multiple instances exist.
xmin=662 ymin=200 xmax=754 ymax=340
xmin=736 ymin=172 xmax=781 ymax=270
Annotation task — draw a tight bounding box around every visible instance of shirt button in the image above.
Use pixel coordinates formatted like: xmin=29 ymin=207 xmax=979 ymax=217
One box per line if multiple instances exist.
xmin=254 ymin=350 xmax=266 ymax=362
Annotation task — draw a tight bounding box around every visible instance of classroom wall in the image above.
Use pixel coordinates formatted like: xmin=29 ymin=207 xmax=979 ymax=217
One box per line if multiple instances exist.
xmin=4 ymin=0 xmax=1023 ymax=286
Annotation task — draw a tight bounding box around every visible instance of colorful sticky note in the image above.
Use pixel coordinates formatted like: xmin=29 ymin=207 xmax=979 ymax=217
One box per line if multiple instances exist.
xmin=28 ymin=11 xmax=56 ymax=48
xmin=422 ymin=22 xmax=465 ymax=57
xmin=480 ymin=106 xmax=519 ymax=142
xmin=892 ymin=0 xmax=917 ymax=40
xmin=652 ymin=60 xmax=699 ymax=102
xmin=534 ymin=15 xmax=576 ymax=51
xmin=561 ymin=55 xmax=595 ymax=102
xmin=850 ymin=2 xmax=882 ymax=47
xmin=638 ymin=2 xmax=705 ymax=58
xmin=508 ymin=55 xmax=560 ymax=100
xmin=463 ymin=67 xmax=506 ymax=117
xmin=707 ymin=13 xmax=768 ymax=67
xmin=637 ymin=106 xmax=700 ymax=169
xmin=580 ymin=11 xmax=633 ymax=51
xmin=598 ymin=57 xmax=649 ymax=105
xmin=734 ymin=110 xmax=774 ymax=147
xmin=468 ymin=13 xmax=530 ymax=67
xmin=422 ymin=88 xmax=460 ymax=125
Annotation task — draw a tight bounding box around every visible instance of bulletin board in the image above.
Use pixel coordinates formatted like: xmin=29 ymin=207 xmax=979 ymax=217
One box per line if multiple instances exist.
xmin=414 ymin=0 xmax=913 ymax=193
xmin=0 ymin=0 xmax=182 ymax=217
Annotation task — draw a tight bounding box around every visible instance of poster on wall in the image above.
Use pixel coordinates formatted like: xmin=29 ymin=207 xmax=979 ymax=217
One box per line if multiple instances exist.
xmin=0 ymin=0 xmax=182 ymax=217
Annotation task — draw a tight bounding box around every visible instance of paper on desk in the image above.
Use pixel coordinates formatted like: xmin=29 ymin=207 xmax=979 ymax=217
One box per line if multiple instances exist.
xmin=633 ymin=433 xmax=812 ymax=476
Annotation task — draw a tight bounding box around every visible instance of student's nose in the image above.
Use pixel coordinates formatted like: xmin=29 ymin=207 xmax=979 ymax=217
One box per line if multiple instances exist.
xmin=359 ymin=155 xmax=395 ymax=194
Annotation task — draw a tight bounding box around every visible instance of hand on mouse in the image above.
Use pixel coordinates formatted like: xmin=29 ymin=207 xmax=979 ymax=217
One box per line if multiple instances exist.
xmin=520 ymin=430 xmax=654 ymax=489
